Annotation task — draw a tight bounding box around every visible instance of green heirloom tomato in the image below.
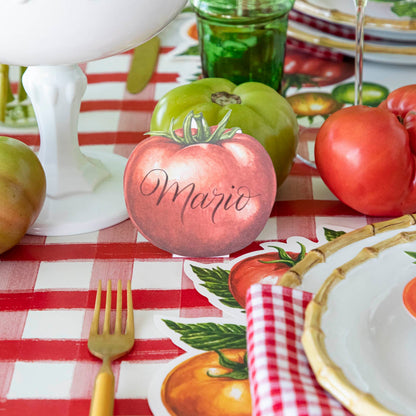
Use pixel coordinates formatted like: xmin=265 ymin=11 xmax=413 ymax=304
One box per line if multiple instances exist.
xmin=0 ymin=136 xmax=46 ymax=254
xmin=150 ymin=78 xmax=299 ymax=188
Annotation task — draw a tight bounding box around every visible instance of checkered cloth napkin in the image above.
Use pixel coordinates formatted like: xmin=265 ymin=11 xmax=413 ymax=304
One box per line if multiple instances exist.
xmin=246 ymin=284 xmax=353 ymax=416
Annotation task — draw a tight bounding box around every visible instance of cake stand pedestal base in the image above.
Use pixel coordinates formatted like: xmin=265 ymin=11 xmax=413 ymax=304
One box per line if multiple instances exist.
xmin=23 ymin=65 xmax=129 ymax=236
xmin=28 ymin=149 xmax=128 ymax=236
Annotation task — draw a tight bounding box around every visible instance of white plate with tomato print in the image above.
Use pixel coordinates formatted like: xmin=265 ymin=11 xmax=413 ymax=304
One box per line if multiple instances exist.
xmin=288 ymin=20 xmax=416 ymax=66
xmin=300 ymin=215 xmax=416 ymax=416
xmin=294 ymin=0 xmax=416 ymax=42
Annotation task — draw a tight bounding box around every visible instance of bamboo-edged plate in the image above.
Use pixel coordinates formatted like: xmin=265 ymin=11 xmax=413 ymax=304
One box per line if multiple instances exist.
xmin=280 ymin=214 xmax=416 ymax=292
xmin=288 ymin=215 xmax=416 ymax=415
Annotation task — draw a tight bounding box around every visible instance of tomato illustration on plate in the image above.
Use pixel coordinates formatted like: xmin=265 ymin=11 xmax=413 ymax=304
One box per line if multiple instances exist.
xmin=228 ymin=243 xmax=306 ymax=308
xmin=161 ymin=349 xmax=251 ymax=416
xmin=287 ymin=92 xmax=343 ymax=120
xmin=186 ymin=22 xmax=198 ymax=41
xmin=283 ymin=49 xmax=354 ymax=93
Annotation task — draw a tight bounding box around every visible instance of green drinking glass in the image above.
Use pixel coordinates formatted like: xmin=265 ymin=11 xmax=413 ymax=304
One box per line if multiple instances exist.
xmin=190 ymin=0 xmax=296 ymax=93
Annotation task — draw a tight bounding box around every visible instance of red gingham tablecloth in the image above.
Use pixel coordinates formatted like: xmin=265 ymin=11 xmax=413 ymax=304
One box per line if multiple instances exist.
xmin=0 ymin=8 xmax=415 ymax=416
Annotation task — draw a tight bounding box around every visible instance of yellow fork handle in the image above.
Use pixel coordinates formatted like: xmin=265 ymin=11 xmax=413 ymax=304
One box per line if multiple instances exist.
xmin=89 ymin=362 xmax=115 ymax=416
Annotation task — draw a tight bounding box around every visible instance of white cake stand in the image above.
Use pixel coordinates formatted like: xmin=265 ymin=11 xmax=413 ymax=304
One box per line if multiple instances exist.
xmin=0 ymin=0 xmax=186 ymax=236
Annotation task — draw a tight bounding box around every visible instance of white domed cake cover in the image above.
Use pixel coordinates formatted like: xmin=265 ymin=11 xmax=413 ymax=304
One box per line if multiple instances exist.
xmin=0 ymin=0 xmax=187 ymax=66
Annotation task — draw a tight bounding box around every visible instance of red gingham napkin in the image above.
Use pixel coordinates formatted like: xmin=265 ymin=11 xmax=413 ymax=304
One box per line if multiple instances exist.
xmin=246 ymin=284 xmax=353 ymax=416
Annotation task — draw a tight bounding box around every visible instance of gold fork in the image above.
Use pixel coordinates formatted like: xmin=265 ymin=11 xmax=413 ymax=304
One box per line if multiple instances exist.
xmin=88 ymin=280 xmax=134 ymax=416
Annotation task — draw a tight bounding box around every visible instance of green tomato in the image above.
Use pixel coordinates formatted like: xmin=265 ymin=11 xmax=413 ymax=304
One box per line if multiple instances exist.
xmin=150 ymin=78 xmax=299 ymax=188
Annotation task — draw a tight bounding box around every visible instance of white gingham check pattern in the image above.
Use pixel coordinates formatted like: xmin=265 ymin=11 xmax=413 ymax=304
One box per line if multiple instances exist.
xmin=246 ymin=284 xmax=353 ymax=416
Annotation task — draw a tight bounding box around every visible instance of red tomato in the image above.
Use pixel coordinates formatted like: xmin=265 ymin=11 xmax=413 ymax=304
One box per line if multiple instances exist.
xmin=124 ymin=112 xmax=276 ymax=257
xmin=378 ymin=84 xmax=416 ymax=154
xmin=228 ymin=244 xmax=305 ymax=308
xmin=284 ymin=50 xmax=354 ymax=88
xmin=315 ymin=90 xmax=416 ymax=216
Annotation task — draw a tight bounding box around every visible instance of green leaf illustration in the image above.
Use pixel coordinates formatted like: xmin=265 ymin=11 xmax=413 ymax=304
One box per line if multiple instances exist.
xmin=178 ymin=45 xmax=200 ymax=56
xmin=324 ymin=227 xmax=346 ymax=242
xmin=282 ymin=73 xmax=318 ymax=96
xmin=162 ymin=319 xmax=247 ymax=350
xmin=261 ymin=242 xmax=306 ymax=266
xmin=207 ymin=350 xmax=248 ymax=380
xmin=405 ymin=251 xmax=416 ymax=264
xmin=190 ymin=265 xmax=242 ymax=310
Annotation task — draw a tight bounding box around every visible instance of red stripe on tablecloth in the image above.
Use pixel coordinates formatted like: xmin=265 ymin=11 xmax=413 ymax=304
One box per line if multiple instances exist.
xmin=160 ymin=46 xmax=176 ymax=54
xmin=150 ymin=73 xmax=181 ymax=83
xmin=289 ymin=161 xmax=318 ymax=176
xmin=80 ymin=100 xmax=157 ymax=112
xmin=1 ymin=398 xmax=152 ymax=416
xmin=272 ymin=200 xmax=359 ymax=216
xmin=1 ymin=202 xmax=357 ymax=262
xmin=0 ymin=289 xmax=211 ymax=311
xmin=16 ymin=132 xmax=145 ymax=147
xmin=0 ymin=339 xmax=183 ymax=361
xmin=2 ymin=242 xmax=172 ymax=261
xmin=86 ymin=73 xmax=128 ymax=83
xmin=75 ymin=131 xmax=145 ymax=145
xmin=86 ymin=72 xmax=179 ymax=84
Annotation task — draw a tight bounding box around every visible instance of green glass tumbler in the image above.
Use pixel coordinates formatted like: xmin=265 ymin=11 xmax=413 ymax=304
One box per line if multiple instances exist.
xmin=190 ymin=0 xmax=295 ymax=93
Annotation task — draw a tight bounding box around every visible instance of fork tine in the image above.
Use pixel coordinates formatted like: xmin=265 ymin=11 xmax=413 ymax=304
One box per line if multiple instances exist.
xmin=114 ymin=280 xmax=122 ymax=334
xmin=90 ymin=280 xmax=102 ymax=335
xmin=125 ymin=280 xmax=134 ymax=336
xmin=103 ymin=280 xmax=112 ymax=335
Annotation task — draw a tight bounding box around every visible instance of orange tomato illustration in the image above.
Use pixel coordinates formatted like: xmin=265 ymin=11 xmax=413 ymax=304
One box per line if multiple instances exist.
xmin=161 ymin=349 xmax=251 ymax=416
xmin=187 ymin=23 xmax=198 ymax=41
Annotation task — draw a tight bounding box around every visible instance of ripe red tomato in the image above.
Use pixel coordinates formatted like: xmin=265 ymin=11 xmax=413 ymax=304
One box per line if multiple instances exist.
xmin=124 ymin=112 xmax=276 ymax=257
xmin=228 ymin=244 xmax=306 ymax=308
xmin=161 ymin=349 xmax=251 ymax=416
xmin=315 ymin=89 xmax=416 ymax=216
xmin=378 ymin=84 xmax=416 ymax=154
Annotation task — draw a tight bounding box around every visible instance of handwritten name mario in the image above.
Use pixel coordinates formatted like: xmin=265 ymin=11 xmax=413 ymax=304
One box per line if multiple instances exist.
xmin=139 ymin=168 xmax=260 ymax=224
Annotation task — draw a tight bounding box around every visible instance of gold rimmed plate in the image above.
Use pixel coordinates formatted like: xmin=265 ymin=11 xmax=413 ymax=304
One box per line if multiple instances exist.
xmin=280 ymin=214 xmax=416 ymax=291
xmin=302 ymin=230 xmax=416 ymax=415
xmin=294 ymin=0 xmax=416 ymax=42
xmin=279 ymin=214 xmax=416 ymax=415
xmin=288 ymin=21 xmax=416 ymax=65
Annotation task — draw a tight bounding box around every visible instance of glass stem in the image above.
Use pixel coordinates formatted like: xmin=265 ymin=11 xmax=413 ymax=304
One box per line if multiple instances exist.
xmin=354 ymin=0 xmax=367 ymax=105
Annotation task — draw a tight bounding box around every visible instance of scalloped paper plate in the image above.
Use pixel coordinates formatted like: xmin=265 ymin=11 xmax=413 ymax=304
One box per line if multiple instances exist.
xmin=281 ymin=214 xmax=416 ymax=415
xmin=294 ymin=0 xmax=416 ymax=42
